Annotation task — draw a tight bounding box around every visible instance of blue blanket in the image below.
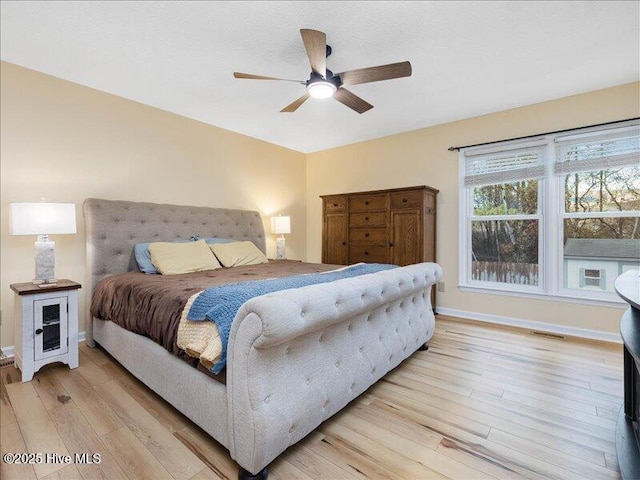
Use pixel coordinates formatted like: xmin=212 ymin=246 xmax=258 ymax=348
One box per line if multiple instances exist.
xmin=187 ymin=263 xmax=395 ymax=373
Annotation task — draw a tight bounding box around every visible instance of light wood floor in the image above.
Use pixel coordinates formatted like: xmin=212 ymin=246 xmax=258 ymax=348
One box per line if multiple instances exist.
xmin=1 ymin=315 xmax=624 ymax=480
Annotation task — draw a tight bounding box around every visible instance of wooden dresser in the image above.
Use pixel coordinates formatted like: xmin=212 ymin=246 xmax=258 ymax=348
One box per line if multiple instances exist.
xmin=321 ymin=185 xmax=438 ymax=302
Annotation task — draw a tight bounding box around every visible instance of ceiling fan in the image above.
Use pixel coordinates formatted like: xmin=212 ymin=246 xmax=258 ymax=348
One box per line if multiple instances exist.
xmin=233 ymin=29 xmax=412 ymax=114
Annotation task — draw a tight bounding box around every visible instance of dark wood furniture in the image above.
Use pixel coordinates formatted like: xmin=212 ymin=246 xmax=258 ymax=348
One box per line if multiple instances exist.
xmin=615 ymin=270 xmax=640 ymax=479
xmin=321 ymin=185 xmax=438 ymax=304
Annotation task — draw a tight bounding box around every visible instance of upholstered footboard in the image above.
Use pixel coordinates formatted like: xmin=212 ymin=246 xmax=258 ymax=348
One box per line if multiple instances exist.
xmin=226 ymin=262 xmax=442 ymax=475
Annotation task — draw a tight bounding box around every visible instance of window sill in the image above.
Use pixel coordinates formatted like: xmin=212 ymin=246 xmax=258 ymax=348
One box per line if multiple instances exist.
xmin=458 ymin=284 xmax=627 ymax=309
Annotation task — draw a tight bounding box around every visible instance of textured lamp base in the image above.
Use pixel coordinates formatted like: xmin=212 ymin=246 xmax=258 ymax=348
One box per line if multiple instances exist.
xmin=276 ymin=235 xmax=286 ymax=260
xmin=34 ymin=236 xmax=56 ymax=285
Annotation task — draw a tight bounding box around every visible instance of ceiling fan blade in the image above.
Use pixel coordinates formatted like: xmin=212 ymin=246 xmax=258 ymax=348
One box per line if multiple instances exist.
xmin=334 ymin=88 xmax=374 ymax=114
xmin=337 ymin=61 xmax=412 ymax=87
xmin=280 ymin=94 xmax=310 ymax=113
xmin=300 ymin=29 xmax=327 ymax=77
xmin=233 ymin=72 xmax=303 ymax=83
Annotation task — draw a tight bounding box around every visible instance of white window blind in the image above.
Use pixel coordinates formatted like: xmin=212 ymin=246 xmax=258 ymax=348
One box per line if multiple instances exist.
xmin=464 ymin=145 xmax=546 ymax=187
xmin=555 ymin=125 xmax=640 ymax=175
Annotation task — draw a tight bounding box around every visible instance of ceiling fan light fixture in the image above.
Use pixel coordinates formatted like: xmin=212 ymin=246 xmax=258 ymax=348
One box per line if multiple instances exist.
xmin=306 ymin=80 xmax=337 ymax=99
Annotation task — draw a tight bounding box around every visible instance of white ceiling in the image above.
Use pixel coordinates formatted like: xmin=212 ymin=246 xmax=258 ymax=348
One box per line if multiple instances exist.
xmin=1 ymin=1 xmax=638 ymax=153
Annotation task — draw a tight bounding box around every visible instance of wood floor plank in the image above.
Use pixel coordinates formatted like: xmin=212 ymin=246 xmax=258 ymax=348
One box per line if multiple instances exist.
xmin=5 ymin=381 xmax=69 ymax=478
xmin=305 ymin=430 xmax=398 ymax=480
xmin=49 ymin=401 xmax=128 ymax=480
xmin=32 ymin=367 xmax=71 ymax=411
xmin=283 ymin=441 xmax=364 ymax=480
xmin=322 ymin=421 xmax=451 ymax=480
xmin=269 ymin=458 xmax=316 ymax=480
xmin=53 ymin=369 xmax=123 ymax=437
xmin=94 ymin=380 xmax=206 ymax=480
xmin=77 ymin=351 xmax=113 ymax=386
xmin=101 ymin=426 xmax=172 ymax=480
xmin=79 ymin=343 xmax=111 ymax=366
xmin=0 ymin=421 xmax=37 ymax=480
xmin=487 ymin=428 xmax=617 ymax=479
xmin=40 ymin=464 xmax=83 ymax=480
xmin=174 ymin=424 xmax=239 ymax=480
xmin=188 ymin=467 xmax=225 ymax=480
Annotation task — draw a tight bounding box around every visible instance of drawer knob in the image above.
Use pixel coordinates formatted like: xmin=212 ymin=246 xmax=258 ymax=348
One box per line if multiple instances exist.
xmin=365 ymin=216 xmax=369 ymax=221
xmin=364 ymin=251 xmax=369 ymax=255
xmin=365 ymin=233 xmax=370 ymax=237
xmin=389 ymin=243 xmax=394 ymax=247
xmin=402 ymin=198 xmax=408 ymax=203
xmin=342 ymin=242 xmax=346 ymax=246
xmin=35 ymin=328 xmax=43 ymax=335
xmin=333 ymin=203 xmax=338 ymax=207
xmin=365 ymin=201 xmax=369 ymax=205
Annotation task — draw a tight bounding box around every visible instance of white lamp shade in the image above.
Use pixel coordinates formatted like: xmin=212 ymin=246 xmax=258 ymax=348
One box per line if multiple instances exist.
xmin=271 ymin=216 xmax=291 ymax=235
xmin=10 ymin=203 xmax=77 ymax=235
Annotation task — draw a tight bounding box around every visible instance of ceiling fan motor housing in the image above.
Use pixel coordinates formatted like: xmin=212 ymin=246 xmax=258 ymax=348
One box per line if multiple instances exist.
xmin=307 ymin=69 xmax=342 ymax=88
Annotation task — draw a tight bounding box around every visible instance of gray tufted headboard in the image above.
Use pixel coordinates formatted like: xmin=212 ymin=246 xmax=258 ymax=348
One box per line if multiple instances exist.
xmin=83 ymin=198 xmax=266 ymax=293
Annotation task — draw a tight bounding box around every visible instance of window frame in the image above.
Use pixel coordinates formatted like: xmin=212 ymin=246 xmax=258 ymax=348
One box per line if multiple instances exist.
xmin=458 ymin=121 xmax=640 ymax=306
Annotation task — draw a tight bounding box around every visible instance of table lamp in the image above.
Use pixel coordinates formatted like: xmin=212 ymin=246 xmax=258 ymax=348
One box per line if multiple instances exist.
xmin=270 ymin=215 xmax=291 ymax=260
xmin=10 ymin=202 xmax=77 ymax=286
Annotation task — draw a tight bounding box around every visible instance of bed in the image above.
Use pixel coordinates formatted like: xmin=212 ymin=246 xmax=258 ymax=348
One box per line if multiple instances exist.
xmin=83 ymin=198 xmax=442 ymax=479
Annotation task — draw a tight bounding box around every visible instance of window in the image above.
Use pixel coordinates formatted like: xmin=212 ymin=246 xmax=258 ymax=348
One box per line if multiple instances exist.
xmin=580 ymin=268 xmax=605 ymax=289
xmin=459 ymin=121 xmax=640 ymax=304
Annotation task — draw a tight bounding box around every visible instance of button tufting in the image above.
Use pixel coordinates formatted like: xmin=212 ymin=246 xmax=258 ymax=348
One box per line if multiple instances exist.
xmin=264 ymin=395 xmax=270 ymax=404
xmin=350 ymin=382 xmax=355 ymax=390
xmin=335 ymin=360 xmax=340 ymax=368
xmin=288 ymin=425 xmax=296 ymax=433
xmin=359 ymin=346 xmax=364 ymax=353
xmin=305 ymin=378 xmax=310 ymax=385
xmin=323 ymin=399 xmax=330 ymax=408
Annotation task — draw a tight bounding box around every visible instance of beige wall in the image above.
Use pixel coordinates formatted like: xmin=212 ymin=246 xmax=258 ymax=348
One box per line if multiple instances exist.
xmin=0 ymin=62 xmax=307 ymax=348
xmin=306 ymin=82 xmax=640 ymax=335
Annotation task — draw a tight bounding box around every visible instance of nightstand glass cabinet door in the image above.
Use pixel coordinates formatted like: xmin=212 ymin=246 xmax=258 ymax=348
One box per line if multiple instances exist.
xmin=34 ymin=297 xmax=68 ymax=360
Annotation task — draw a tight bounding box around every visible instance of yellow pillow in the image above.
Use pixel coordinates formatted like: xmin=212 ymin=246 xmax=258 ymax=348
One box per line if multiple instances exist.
xmin=149 ymin=239 xmax=221 ymax=275
xmin=209 ymin=241 xmax=268 ymax=267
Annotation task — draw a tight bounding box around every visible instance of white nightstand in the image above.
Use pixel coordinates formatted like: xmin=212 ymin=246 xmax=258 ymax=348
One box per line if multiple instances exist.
xmin=10 ymin=279 xmax=81 ymax=382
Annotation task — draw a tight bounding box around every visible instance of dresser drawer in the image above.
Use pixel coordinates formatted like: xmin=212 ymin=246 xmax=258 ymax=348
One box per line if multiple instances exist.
xmin=349 ymin=245 xmax=389 ymax=264
xmin=391 ymin=190 xmax=423 ymax=209
xmin=324 ymin=195 xmax=347 ymax=212
xmin=350 ymin=227 xmax=387 ymax=244
xmin=349 ymin=194 xmax=388 ymax=212
xmin=350 ymin=212 xmax=387 ymax=227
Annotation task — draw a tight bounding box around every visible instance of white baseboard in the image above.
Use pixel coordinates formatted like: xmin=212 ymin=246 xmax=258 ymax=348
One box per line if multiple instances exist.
xmin=0 ymin=331 xmax=86 ymax=360
xmin=436 ymin=307 xmax=622 ymax=344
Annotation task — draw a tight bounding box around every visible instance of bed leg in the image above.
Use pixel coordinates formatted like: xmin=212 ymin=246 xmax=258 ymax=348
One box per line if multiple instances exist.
xmin=238 ymin=467 xmax=268 ymax=480
xmin=418 ymin=343 xmax=429 ymax=351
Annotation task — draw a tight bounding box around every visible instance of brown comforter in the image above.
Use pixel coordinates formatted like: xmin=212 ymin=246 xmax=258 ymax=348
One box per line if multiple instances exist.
xmin=90 ymin=260 xmax=339 ymax=376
